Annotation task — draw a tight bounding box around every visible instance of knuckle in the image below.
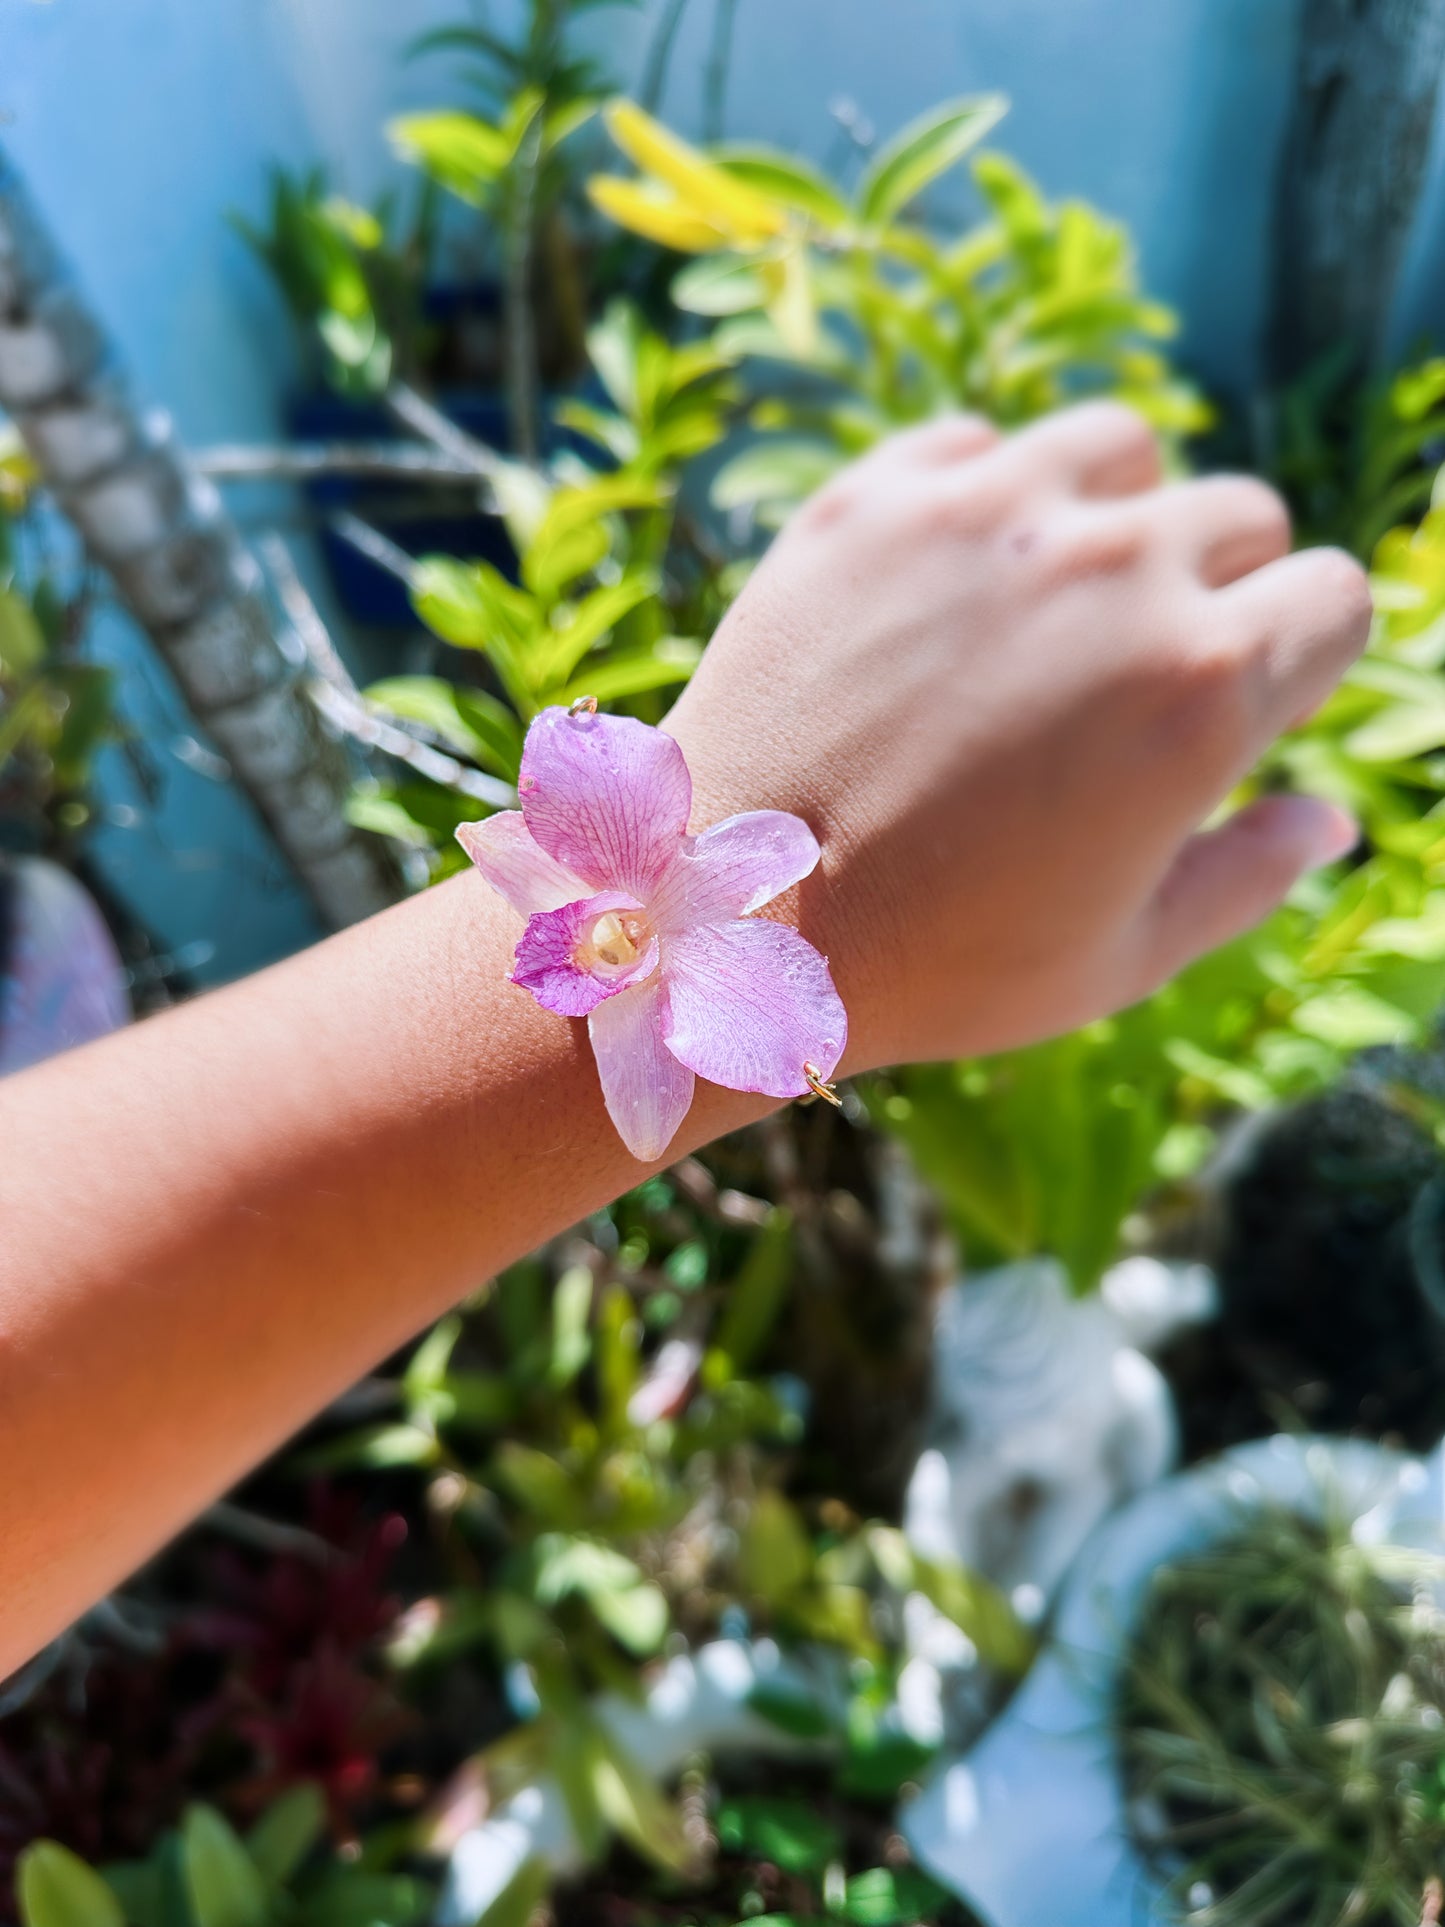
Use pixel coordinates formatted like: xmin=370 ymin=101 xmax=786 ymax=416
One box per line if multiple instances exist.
xmin=918 ymin=471 xmax=1016 ymax=542
xmin=1305 ymin=544 xmax=1374 ymax=641
xmin=799 ymin=474 xmax=860 ymax=534
xmin=1158 ymin=636 xmax=1255 ymax=762
xmin=896 ymin=410 xmax=998 ymax=458
xmin=1037 ymin=509 xmax=1149 ymax=583
xmin=1213 ymin=473 xmax=1292 ymax=541
xmin=1064 ymin=397 xmax=1155 ymax=446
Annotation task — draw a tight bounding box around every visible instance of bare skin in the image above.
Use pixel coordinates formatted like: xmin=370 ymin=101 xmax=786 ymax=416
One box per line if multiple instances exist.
xmin=0 ymin=403 xmax=1370 ymax=1676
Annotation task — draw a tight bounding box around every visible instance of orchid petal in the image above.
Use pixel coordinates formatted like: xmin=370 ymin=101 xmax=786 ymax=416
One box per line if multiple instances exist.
xmin=512 ymin=891 xmax=658 ymax=1017
xmin=662 ymin=918 xmax=847 ymax=1100
xmin=652 ymin=810 xmax=821 ymax=933
xmin=518 ymin=707 xmax=692 ymax=899
xmin=589 ymin=975 xmax=696 ymax=1161
xmin=456 ymin=812 xmax=590 ymax=916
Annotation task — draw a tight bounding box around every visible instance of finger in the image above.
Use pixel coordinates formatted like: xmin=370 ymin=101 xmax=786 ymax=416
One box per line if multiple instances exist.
xmin=874 ymin=412 xmax=1001 ymax=470
xmin=1138 ymin=793 xmax=1358 ymax=992
xmin=1005 ymin=399 xmax=1164 ymax=498
xmin=1213 ymin=545 xmax=1374 ymax=736
xmin=1144 ymin=474 xmax=1291 ymax=587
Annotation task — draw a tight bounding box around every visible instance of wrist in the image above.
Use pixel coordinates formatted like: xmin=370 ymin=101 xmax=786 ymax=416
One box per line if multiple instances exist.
xmin=669 ymin=721 xmax=879 ymax=1079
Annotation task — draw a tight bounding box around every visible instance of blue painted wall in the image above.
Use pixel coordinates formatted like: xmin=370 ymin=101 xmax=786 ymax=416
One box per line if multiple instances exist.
xmin=2 ymin=0 xmax=1442 ymax=980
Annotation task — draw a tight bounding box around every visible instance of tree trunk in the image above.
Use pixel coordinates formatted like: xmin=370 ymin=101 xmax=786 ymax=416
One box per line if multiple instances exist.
xmin=0 ymin=146 xmax=403 ymax=931
xmin=1271 ymin=0 xmax=1445 ymax=383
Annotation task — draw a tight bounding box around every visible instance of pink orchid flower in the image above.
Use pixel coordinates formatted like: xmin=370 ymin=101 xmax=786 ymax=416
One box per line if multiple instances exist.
xmin=457 ymin=705 xmax=846 ymax=1161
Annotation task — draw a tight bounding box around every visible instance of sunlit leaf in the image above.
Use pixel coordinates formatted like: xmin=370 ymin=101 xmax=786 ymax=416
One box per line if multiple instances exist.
xmin=857 ymin=94 xmax=1008 ymax=227
xmin=603 ymin=99 xmax=787 ymax=245
xmin=711 ymin=146 xmax=850 ymax=228
xmin=181 ymin=1807 xmax=268 ymax=1927
xmin=16 ymin=1844 xmax=125 ymax=1927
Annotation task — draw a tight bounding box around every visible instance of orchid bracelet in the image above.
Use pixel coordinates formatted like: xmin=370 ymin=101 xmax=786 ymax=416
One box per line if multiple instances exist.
xmin=456 ymin=699 xmax=847 ymax=1162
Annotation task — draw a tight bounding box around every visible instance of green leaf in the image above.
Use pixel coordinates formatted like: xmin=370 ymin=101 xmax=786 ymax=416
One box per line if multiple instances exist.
xmin=0 ymin=587 xmax=46 ymax=677
xmin=532 ymin=1533 xmax=643 ymax=1605
xmin=838 ymin=1729 xmax=935 ymax=1801
xmin=388 ymin=110 xmax=515 ymax=203
xmin=672 ymin=253 xmax=771 ymax=317
xmin=840 ymin=1867 xmax=950 ymax=1926
xmin=972 ymin=150 xmax=1050 ymax=249
xmin=292 ymin=1869 xmax=432 ymax=1927
xmin=181 ymin=1807 xmax=269 ymax=1927
xmin=586 ymin=1724 xmax=695 ymax=1875
xmin=300 ymin=1422 xmax=440 ymax=1472
xmin=521 ymin=482 xmax=664 ymax=608
xmin=94 ymin=1862 xmax=169 ymax=1927
xmin=523 ymin=518 xmax=610 ymax=604
xmin=404 ymin=1312 xmax=462 ymax=1398
xmin=411 ymin=559 xmax=535 ymax=707
xmin=364 ymin=677 xmax=523 ymax=780
xmin=246 ymin=1785 xmax=325 ymax=1888
xmin=1346 ymin=701 xmax=1445 ymax=762
xmin=558 ymin=638 xmax=701 ymax=706
xmin=541 ymin=575 xmax=659 ymax=682
xmin=430 ymin=1369 xmax=516 ymax=1430
xmin=549 ymin=1264 xmax=593 ymax=1387
xmin=715 ymin=1797 xmax=843 ymax=1875
xmin=489 ymin=1443 xmax=583 ymax=1525
xmin=48 ymin=664 xmax=114 ymax=786
xmin=711 ymin=440 xmax=839 ymax=515
xmin=707 ymin=1208 xmax=792 ymax=1376
xmin=711 ymin=147 xmax=850 ymax=227
xmin=345 ymin=782 xmax=469 ymax=851
xmin=471 ymin=1856 xmax=550 ymax=1927
xmin=745 ymin=1681 xmax=832 ymax=1740
xmin=591 ymin=1579 xmax=669 ymax=1655
xmin=857 ymin=94 xmax=1008 ymax=227
xmin=739 ymin=1489 xmax=812 ymax=1602
xmin=872 ymin=1529 xmax=1034 ymax=1677
xmin=16 ymin=1845 xmax=125 ymax=1927
xmin=1291 ymin=985 xmax=1417 ymax=1049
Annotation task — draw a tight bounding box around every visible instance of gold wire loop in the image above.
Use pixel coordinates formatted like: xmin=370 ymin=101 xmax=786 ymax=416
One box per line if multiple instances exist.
xmin=569 ymin=694 xmax=599 ymax=716
xmin=801 ymin=1061 xmax=843 ymax=1109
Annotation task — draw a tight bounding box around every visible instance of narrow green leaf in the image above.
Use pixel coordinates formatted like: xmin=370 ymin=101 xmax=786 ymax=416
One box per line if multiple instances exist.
xmin=181 ymin=1807 xmax=269 ymax=1927
xmin=0 ymin=587 xmax=46 ymax=677
xmin=557 ymin=638 xmax=701 ymax=706
xmin=299 ymin=1422 xmax=440 ymax=1472
xmin=246 ymin=1784 xmax=325 ymax=1887
xmin=708 ymin=1208 xmax=792 ymax=1374
xmin=857 ymin=94 xmax=1008 ymax=227
xmin=549 ymin=1264 xmax=593 ymax=1387
xmin=364 ymin=678 xmax=524 ymax=780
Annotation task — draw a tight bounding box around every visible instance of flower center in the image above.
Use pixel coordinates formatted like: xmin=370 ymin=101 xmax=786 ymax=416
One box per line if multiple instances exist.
xmin=576 ymin=908 xmax=652 ymax=978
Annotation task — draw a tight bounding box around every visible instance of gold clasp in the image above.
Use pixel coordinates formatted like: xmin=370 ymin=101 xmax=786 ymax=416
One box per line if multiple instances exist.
xmin=801 ymin=1061 xmax=843 ymax=1109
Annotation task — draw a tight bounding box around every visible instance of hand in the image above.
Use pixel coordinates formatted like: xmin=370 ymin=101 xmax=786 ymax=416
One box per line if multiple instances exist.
xmin=665 ymin=402 xmax=1371 ymax=1071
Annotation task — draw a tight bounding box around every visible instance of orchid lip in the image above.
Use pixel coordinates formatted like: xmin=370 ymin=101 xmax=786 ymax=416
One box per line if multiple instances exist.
xmin=575 ymin=907 xmax=655 ymax=979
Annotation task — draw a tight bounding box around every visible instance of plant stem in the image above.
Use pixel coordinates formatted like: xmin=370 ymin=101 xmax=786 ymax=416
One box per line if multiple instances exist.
xmin=640 ymin=0 xmax=692 ymax=111
xmin=702 ymin=0 xmax=739 ymax=143
xmin=503 ymin=113 xmax=545 ymax=465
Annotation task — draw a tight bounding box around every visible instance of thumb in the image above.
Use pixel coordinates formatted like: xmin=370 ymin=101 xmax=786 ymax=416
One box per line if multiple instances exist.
xmin=1140 ymin=793 xmax=1358 ymax=989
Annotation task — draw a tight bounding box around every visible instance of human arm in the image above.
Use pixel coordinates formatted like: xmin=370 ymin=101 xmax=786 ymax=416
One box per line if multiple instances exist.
xmin=0 ymin=402 xmax=1370 ymax=1674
